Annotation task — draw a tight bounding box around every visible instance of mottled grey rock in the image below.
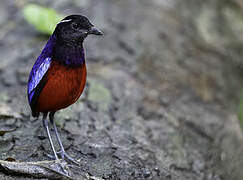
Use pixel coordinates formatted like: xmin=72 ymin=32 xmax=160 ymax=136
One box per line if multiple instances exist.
xmin=0 ymin=0 xmax=243 ymax=180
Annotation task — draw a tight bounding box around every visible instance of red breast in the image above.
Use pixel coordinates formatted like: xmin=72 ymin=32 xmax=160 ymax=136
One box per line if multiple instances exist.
xmin=36 ymin=61 xmax=86 ymax=112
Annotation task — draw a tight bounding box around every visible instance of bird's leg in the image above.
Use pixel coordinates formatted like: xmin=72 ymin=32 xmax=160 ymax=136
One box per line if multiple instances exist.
xmin=42 ymin=113 xmax=59 ymax=160
xmin=49 ymin=112 xmax=79 ymax=165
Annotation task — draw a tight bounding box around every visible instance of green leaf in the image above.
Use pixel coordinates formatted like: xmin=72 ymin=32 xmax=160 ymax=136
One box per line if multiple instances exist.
xmin=23 ymin=4 xmax=63 ymax=35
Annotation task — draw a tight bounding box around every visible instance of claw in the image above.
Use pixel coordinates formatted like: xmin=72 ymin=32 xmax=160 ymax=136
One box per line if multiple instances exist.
xmin=46 ymin=151 xmax=79 ymax=165
xmin=62 ymin=152 xmax=79 ymax=165
xmin=44 ymin=154 xmax=70 ymax=175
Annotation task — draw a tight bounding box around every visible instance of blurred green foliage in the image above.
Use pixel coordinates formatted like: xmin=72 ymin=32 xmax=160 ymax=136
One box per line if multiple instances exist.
xmin=23 ymin=4 xmax=63 ymax=35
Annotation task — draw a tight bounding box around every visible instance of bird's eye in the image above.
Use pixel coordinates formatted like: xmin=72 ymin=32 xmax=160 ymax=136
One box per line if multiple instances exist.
xmin=72 ymin=23 xmax=80 ymax=30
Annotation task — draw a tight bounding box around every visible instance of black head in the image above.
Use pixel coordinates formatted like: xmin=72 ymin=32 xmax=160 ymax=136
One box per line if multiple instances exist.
xmin=54 ymin=15 xmax=103 ymax=45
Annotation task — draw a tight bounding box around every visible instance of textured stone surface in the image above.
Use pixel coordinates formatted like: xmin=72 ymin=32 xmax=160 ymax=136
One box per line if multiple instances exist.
xmin=0 ymin=0 xmax=243 ymax=179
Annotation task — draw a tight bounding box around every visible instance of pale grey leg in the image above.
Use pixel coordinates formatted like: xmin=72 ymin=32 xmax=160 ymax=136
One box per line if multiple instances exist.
xmin=49 ymin=112 xmax=79 ymax=165
xmin=42 ymin=113 xmax=58 ymax=160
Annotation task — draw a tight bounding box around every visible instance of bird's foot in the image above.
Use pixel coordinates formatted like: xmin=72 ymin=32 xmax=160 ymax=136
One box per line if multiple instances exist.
xmin=59 ymin=151 xmax=79 ymax=166
xmin=44 ymin=156 xmax=70 ymax=175
xmin=56 ymin=159 xmax=70 ymax=175
xmin=46 ymin=150 xmax=79 ymax=166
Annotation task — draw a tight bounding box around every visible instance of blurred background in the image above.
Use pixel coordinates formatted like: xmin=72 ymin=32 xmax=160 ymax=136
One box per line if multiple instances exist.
xmin=0 ymin=0 xmax=243 ymax=179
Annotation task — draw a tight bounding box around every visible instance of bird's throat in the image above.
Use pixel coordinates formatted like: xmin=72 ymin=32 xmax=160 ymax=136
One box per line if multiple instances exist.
xmin=52 ymin=35 xmax=85 ymax=66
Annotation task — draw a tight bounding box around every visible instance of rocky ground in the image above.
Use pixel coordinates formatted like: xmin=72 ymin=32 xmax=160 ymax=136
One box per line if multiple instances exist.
xmin=1 ymin=0 xmax=243 ymax=179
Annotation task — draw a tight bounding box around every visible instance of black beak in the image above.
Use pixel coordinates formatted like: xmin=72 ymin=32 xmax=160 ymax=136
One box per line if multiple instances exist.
xmin=88 ymin=26 xmax=103 ymax=35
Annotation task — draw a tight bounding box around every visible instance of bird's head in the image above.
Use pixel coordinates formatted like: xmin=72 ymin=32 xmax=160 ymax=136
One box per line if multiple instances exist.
xmin=54 ymin=15 xmax=103 ymax=45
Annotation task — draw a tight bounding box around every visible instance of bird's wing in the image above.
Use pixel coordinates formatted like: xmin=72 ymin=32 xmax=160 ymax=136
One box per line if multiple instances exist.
xmin=27 ymin=35 xmax=57 ymax=116
xmin=27 ymin=57 xmax=51 ymax=104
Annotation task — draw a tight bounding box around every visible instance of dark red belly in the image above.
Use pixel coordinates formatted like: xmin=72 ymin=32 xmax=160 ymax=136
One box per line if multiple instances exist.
xmin=36 ymin=61 xmax=86 ymax=112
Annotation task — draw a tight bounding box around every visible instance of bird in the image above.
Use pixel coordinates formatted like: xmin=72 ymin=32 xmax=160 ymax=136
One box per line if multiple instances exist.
xmin=27 ymin=15 xmax=103 ymax=164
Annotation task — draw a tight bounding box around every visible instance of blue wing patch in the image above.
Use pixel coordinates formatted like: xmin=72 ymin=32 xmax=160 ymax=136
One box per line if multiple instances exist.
xmin=27 ymin=57 xmax=51 ymax=103
xmin=27 ymin=34 xmax=57 ymax=105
